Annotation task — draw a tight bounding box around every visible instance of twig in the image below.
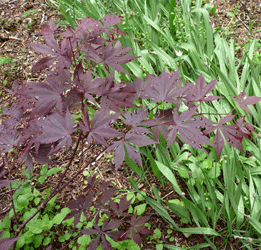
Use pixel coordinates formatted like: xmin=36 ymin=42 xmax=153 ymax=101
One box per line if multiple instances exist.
xmin=0 ymin=207 xmax=11 ymax=216
xmin=9 ymin=36 xmax=23 ymax=41
xmin=236 ymin=16 xmax=249 ymax=31
xmin=162 ymin=190 xmax=174 ymax=200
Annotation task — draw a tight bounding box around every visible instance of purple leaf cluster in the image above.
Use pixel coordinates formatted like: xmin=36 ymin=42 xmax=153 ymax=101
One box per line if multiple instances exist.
xmin=65 ymin=175 xmax=152 ymax=249
xmin=0 ymin=14 xmax=260 ymax=249
xmin=0 ymin=15 xmax=259 ymax=174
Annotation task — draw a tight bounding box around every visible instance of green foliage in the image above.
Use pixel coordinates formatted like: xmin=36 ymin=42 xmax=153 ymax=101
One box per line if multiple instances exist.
xmin=0 ymin=168 xmax=72 ymax=249
xmin=0 ymin=57 xmax=11 ymax=66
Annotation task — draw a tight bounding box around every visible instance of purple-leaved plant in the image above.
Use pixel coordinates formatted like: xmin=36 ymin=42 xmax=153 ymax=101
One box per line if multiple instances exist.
xmin=0 ymin=13 xmax=260 ymax=249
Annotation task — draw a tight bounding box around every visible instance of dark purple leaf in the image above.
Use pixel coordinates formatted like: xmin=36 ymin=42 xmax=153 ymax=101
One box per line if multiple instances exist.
xmin=120 ymin=214 xmax=152 ymax=246
xmin=121 ymin=109 xmax=151 ymax=135
xmin=146 ymin=69 xmax=186 ymax=103
xmin=204 ymin=115 xmax=248 ymax=158
xmin=106 ymin=131 xmax=156 ymax=171
xmin=95 ymin=41 xmax=139 ymax=73
xmin=39 ymin=18 xmax=60 ymax=53
xmin=110 ymin=196 xmax=132 ymax=217
xmin=28 ymin=43 xmax=59 ymax=55
xmin=31 ymin=56 xmax=58 ymax=71
xmin=0 ymin=180 xmax=13 ymax=188
xmin=35 ymin=109 xmax=75 ymax=153
xmin=0 ymin=233 xmax=20 ymax=250
xmin=0 ymin=126 xmax=18 ymax=154
xmin=65 ymin=193 xmax=94 ymax=227
xmin=231 ymin=90 xmax=261 ymax=114
xmin=166 ymin=106 xmax=212 ymax=151
xmin=80 ymin=107 xmax=122 ymax=147
xmin=82 ymin=219 xmax=123 ymax=250
xmin=185 ymin=75 xmax=222 ymax=103
xmin=25 ymin=80 xmax=64 ymax=116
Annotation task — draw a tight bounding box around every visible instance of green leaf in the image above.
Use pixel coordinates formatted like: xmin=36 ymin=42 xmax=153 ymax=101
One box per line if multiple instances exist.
xmin=34 ymin=197 xmax=41 ymax=206
xmin=64 ymin=232 xmax=72 ymax=240
xmin=33 ymin=234 xmax=43 ymax=248
xmin=155 ymin=160 xmax=182 ymax=194
xmin=163 ymin=245 xmax=184 ymax=250
xmin=40 ymin=164 xmax=48 ymax=175
xmin=0 ymin=57 xmax=11 ymax=65
xmin=17 ymin=195 xmax=29 ymax=208
xmin=156 ymin=244 xmax=164 ymax=250
xmin=22 ymin=9 xmax=39 ymax=17
xmin=16 ymin=235 xmax=25 ymax=248
xmin=26 ymin=222 xmax=43 ymax=234
xmin=134 ymin=204 xmax=146 ymax=215
xmin=43 ymin=237 xmax=51 ymax=246
xmin=144 ymin=147 xmax=163 ymax=184
xmin=136 ymin=192 xmax=145 ymax=201
xmin=23 ymin=168 xmax=32 ymax=179
xmin=180 ymin=227 xmax=220 ymax=236
xmin=153 ymin=228 xmax=161 ymax=239
xmin=77 ymin=235 xmax=92 ymax=246
xmin=33 ymin=188 xmax=40 ymax=197
xmin=46 ymin=167 xmax=64 ymax=176
xmin=201 ymin=160 xmax=212 ymax=169
xmin=59 ymin=235 xmax=66 ymax=242
xmin=38 ymin=175 xmax=45 ymax=184
xmin=1 ymin=217 xmax=11 ymax=230
xmin=53 ymin=212 xmax=69 ymax=224
xmin=166 ymin=200 xmax=191 ymax=223
xmin=248 ymin=215 xmax=261 ymax=235
xmin=126 ymin=192 xmax=136 ymax=204
xmin=48 ymin=195 xmax=57 ymax=205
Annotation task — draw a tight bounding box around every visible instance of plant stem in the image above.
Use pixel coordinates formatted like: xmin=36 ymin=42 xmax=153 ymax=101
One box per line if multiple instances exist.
xmin=55 ymin=130 xmax=83 ymax=190
xmin=5 ymin=154 xmax=18 ymax=250
xmin=169 ymin=0 xmax=176 ymax=39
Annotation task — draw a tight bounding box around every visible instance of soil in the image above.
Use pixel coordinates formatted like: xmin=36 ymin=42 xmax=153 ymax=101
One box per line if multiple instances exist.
xmin=0 ymin=0 xmax=261 ymax=249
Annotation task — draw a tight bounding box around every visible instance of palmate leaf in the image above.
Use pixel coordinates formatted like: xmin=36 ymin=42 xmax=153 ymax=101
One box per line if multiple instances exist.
xmin=120 ymin=213 xmax=152 ymax=247
xmin=100 ymin=85 xmax=137 ymax=112
xmin=102 ymin=13 xmax=127 ymax=36
xmin=82 ymin=219 xmax=124 ymax=250
xmin=144 ymin=69 xmax=187 ymax=103
xmin=231 ymin=90 xmax=261 ymax=114
xmin=93 ymin=182 xmax=117 ymax=217
xmin=95 ymin=41 xmax=139 ymax=73
xmin=121 ymin=109 xmax=151 ymax=135
xmin=165 ymin=106 xmax=212 ymax=151
xmin=106 ymin=131 xmax=156 ymax=171
xmin=39 ymin=18 xmax=60 ymax=54
xmin=204 ymin=115 xmax=252 ymax=158
xmin=110 ymin=196 xmax=133 ymax=217
xmin=35 ymin=109 xmax=75 ymax=153
xmin=0 ymin=180 xmax=13 ymax=188
xmin=65 ymin=193 xmax=94 ymax=227
xmin=28 ymin=22 xmax=60 ymax=71
xmin=80 ymin=107 xmax=123 ymax=147
xmin=186 ymin=75 xmax=222 ymax=103
xmin=25 ymin=78 xmax=64 ymax=116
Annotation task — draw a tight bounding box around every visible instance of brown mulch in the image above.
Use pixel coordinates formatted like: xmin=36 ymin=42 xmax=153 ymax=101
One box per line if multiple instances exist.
xmin=0 ymin=0 xmax=260 ymax=249
xmin=209 ymin=0 xmax=261 ymax=58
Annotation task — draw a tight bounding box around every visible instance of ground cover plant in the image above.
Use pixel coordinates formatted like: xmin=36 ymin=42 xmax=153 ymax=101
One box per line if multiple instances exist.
xmin=1 ymin=0 xmax=261 ymax=249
